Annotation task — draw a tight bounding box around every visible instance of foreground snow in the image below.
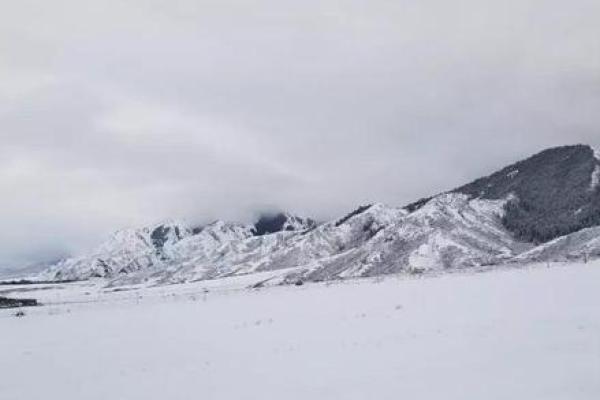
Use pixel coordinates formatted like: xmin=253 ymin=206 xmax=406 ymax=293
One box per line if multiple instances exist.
xmin=1 ymin=263 xmax=599 ymax=399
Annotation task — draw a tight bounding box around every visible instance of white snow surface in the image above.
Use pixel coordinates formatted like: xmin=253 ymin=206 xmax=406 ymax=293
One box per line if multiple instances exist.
xmin=2 ymin=262 xmax=599 ymax=399
xmin=507 ymin=169 xmax=519 ymax=179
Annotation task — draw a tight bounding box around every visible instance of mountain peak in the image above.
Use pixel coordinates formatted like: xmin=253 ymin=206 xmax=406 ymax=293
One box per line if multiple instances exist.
xmin=453 ymin=144 xmax=600 ymax=243
xmin=252 ymin=212 xmax=317 ymax=236
xmin=405 ymin=144 xmax=600 ymax=244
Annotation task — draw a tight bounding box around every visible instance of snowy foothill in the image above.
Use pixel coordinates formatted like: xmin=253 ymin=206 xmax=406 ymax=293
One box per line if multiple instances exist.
xmin=1 ymin=262 xmax=599 ymax=400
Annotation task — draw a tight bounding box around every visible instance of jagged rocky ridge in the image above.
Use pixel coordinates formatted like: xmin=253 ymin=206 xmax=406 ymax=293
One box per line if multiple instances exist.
xmin=39 ymin=144 xmax=600 ymax=286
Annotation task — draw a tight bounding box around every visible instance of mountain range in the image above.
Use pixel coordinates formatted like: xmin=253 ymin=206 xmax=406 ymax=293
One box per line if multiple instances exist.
xmin=35 ymin=144 xmax=600 ymax=286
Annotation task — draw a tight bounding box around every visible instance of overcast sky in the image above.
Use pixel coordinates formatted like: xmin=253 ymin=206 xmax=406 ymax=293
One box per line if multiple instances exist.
xmin=1 ymin=0 xmax=600 ymax=268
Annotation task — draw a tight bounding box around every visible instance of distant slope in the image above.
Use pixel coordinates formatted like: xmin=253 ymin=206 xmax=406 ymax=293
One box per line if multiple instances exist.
xmin=515 ymin=225 xmax=600 ymax=262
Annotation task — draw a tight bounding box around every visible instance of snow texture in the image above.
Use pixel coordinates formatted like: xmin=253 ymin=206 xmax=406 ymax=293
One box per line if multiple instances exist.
xmin=507 ymin=169 xmax=519 ymax=179
xmin=1 ymin=262 xmax=599 ymax=400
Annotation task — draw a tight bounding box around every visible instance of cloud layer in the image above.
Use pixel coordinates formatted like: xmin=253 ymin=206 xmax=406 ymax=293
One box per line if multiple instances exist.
xmin=2 ymin=0 xmax=600 ymax=267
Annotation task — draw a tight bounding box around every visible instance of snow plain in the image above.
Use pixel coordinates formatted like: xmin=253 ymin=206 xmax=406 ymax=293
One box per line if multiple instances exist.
xmin=1 ymin=262 xmax=599 ymax=400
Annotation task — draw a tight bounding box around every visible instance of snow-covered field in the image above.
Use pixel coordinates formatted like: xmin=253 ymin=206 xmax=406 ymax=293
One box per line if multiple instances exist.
xmin=1 ymin=263 xmax=599 ymax=400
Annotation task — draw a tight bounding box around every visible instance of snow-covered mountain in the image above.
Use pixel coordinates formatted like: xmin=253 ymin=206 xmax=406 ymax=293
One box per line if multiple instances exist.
xmin=36 ymin=144 xmax=600 ymax=286
xmin=43 ymin=221 xmax=193 ymax=280
xmin=39 ymin=214 xmax=317 ymax=283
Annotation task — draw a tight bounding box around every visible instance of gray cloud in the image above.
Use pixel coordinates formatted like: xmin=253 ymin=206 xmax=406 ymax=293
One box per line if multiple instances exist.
xmin=1 ymin=0 xmax=600 ymax=268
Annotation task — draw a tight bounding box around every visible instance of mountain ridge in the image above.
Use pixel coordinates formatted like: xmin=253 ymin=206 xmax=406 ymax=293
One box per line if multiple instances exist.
xmin=407 ymin=144 xmax=600 ymax=243
xmin=31 ymin=144 xmax=600 ymax=286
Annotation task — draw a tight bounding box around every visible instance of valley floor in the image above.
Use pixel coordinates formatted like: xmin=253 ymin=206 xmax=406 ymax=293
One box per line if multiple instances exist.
xmin=1 ymin=262 xmax=599 ymax=399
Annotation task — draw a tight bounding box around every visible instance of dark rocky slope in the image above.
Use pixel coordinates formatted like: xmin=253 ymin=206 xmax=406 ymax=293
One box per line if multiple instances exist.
xmin=408 ymin=145 xmax=600 ymax=244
